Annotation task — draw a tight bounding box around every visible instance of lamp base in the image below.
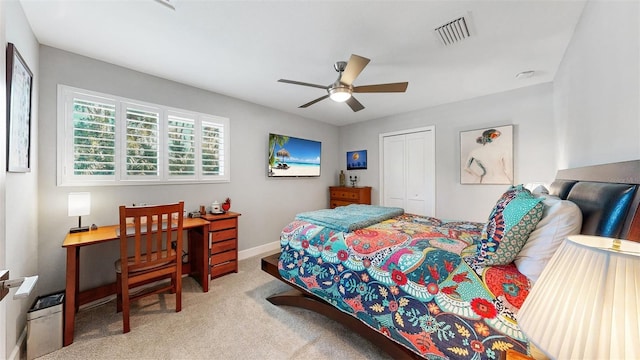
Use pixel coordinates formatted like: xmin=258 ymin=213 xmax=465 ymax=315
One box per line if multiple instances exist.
xmin=69 ymin=226 xmax=90 ymax=233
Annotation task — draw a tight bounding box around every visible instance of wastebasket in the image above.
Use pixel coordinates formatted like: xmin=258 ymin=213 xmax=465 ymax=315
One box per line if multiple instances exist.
xmin=27 ymin=292 xmax=64 ymax=360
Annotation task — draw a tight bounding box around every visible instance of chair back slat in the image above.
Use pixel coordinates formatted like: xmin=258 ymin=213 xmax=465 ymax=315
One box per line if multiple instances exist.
xmin=118 ymin=202 xmax=184 ymax=276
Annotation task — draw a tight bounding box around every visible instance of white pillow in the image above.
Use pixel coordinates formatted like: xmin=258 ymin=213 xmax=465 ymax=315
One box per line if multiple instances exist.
xmin=531 ymin=185 xmax=549 ymax=195
xmin=514 ymin=195 xmax=582 ymax=282
xmin=524 ymin=183 xmax=549 ymax=195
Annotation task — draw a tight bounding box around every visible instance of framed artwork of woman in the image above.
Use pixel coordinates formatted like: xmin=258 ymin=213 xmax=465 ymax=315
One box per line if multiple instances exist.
xmin=460 ymin=125 xmax=513 ymax=184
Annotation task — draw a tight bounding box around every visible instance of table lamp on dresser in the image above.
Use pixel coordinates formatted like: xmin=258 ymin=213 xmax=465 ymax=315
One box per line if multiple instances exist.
xmin=518 ymin=235 xmax=640 ymax=359
xmin=68 ymin=192 xmax=91 ymax=233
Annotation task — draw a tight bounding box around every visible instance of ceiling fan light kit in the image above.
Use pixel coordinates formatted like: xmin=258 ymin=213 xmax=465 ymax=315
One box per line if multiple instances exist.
xmin=278 ymin=54 xmax=408 ymax=112
xmin=328 ymin=86 xmax=352 ymax=102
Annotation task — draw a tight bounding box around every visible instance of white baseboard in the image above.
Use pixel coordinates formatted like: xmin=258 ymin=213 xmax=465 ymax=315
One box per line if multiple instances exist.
xmin=238 ymin=240 xmax=279 ymax=260
xmin=9 ymin=326 xmax=26 ymax=360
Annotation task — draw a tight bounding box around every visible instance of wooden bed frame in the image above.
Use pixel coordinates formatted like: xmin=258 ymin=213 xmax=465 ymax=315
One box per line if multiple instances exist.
xmin=261 ymin=160 xmax=640 ymax=359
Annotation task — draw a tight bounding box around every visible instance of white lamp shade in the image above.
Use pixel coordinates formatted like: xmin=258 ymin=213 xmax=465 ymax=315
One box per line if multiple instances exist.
xmin=518 ymin=235 xmax=640 ymax=359
xmin=68 ymin=192 xmax=91 ymax=217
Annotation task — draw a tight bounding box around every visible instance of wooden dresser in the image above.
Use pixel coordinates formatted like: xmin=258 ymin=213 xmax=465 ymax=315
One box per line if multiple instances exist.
xmin=202 ymin=211 xmax=241 ymax=279
xmin=329 ymin=186 xmax=372 ymax=208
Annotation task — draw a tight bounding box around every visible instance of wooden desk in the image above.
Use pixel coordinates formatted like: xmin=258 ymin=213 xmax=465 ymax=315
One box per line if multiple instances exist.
xmin=62 ymin=217 xmax=210 ymax=346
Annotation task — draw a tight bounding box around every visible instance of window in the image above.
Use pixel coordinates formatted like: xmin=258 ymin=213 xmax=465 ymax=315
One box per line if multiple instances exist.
xmin=167 ymin=113 xmax=195 ymax=177
xmin=201 ymin=119 xmax=225 ymax=175
xmin=70 ymin=97 xmax=116 ymax=177
xmin=125 ymin=105 xmax=159 ymax=178
xmin=57 ymin=85 xmax=230 ymax=186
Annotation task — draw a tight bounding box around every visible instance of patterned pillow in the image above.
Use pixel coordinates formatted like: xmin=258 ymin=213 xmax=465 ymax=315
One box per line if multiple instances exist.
xmin=476 ymin=185 xmax=544 ymax=266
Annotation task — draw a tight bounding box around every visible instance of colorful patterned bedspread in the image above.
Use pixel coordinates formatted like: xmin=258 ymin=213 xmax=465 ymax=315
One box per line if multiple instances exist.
xmin=278 ymin=213 xmax=531 ymax=359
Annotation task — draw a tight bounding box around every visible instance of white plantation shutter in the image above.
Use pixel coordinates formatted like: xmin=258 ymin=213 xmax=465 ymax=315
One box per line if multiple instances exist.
xmin=125 ymin=105 xmax=160 ymax=177
xmin=167 ymin=114 xmax=196 ymax=177
xmin=58 ymin=85 xmax=230 ymax=186
xmin=70 ymin=95 xmax=117 ymax=178
xmin=201 ymin=119 xmax=225 ymax=176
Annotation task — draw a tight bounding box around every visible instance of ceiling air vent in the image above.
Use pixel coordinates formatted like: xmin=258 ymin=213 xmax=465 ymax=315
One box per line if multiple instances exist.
xmin=435 ymin=16 xmax=470 ymax=46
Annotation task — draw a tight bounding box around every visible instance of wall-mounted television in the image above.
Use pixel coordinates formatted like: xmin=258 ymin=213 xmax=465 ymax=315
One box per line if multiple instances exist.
xmin=268 ymin=133 xmax=321 ymax=177
xmin=347 ymin=150 xmax=367 ymax=170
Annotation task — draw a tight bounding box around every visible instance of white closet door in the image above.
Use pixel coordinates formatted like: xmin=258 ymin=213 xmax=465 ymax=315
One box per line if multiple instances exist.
xmin=383 ymin=135 xmax=406 ymax=208
xmin=381 ymin=127 xmax=435 ymax=217
xmin=405 ymin=132 xmax=429 ymax=215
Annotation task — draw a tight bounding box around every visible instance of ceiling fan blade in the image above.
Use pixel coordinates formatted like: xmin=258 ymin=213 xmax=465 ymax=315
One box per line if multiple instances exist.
xmin=345 ymin=96 xmax=365 ymax=112
xmin=299 ymin=94 xmax=329 ymax=108
xmin=340 ymin=54 xmax=370 ymax=86
xmin=278 ymin=79 xmax=327 ymax=90
xmin=353 ymin=82 xmax=408 ymax=93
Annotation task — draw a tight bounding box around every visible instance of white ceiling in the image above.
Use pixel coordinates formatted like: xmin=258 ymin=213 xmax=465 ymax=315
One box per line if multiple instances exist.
xmin=19 ymin=0 xmax=586 ymax=126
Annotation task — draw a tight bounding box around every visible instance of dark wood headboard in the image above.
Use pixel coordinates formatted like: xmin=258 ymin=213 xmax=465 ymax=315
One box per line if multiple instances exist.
xmin=551 ymin=160 xmax=640 ymax=242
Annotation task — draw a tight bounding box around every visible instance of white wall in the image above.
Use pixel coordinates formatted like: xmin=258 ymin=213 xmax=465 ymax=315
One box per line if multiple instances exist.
xmin=37 ymin=46 xmax=339 ymax=294
xmin=0 ymin=2 xmax=7 ymax=358
xmin=554 ymin=0 xmax=640 ymax=168
xmin=4 ymin=1 xmax=39 ymax=359
xmin=339 ymin=83 xmax=557 ymax=222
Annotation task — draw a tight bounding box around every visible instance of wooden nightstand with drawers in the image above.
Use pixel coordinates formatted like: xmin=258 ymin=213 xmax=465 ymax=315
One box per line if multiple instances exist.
xmin=202 ymin=211 xmax=241 ymax=279
xmin=329 ymin=186 xmax=372 ymax=208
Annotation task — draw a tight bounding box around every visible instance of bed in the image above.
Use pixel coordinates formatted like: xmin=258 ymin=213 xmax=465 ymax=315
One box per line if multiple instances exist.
xmin=261 ymin=160 xmax=640 ymax=359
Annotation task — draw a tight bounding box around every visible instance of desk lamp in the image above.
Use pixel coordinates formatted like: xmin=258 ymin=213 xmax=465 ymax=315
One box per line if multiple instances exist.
xmin=68 ymin=192 xmax=91 ymax=233
xmin=518 ymin=235 xmax=640 ymax=359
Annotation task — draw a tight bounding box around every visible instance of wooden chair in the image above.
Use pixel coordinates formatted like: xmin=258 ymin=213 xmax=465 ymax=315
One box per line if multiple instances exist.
xmin=115 ymin=202 xmax=184 ymax=333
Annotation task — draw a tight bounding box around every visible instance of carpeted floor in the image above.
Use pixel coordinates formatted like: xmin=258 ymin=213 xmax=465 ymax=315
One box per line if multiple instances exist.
xmin=38 ymin=254 xmax=392 ymax=359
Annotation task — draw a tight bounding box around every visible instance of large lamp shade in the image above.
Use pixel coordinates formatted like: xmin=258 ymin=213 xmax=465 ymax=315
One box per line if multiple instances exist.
xmin=518 ymin=235 xmax=640 ymax=359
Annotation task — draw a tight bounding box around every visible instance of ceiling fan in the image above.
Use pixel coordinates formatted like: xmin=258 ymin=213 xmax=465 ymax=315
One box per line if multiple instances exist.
xmin=278 ymin=54 xmax=408 ymax=112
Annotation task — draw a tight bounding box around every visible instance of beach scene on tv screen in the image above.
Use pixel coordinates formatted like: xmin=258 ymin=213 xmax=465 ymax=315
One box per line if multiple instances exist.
xmin=269 ymin=133 xmax=321 ymax=177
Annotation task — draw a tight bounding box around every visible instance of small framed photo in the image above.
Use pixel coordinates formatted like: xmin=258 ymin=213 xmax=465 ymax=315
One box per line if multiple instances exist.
xmin=460 ymin=125 xmax=513 ymax=184
xmin=6 ymin=43 xmax=33 ymax=173
xmin=347 ymin=150 xmax=367 ymax=170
